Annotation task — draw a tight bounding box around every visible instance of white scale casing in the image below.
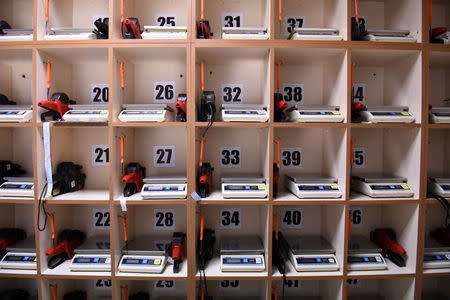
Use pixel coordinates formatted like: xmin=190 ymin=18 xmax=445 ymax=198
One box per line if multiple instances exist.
xmin=429 ymin=107 xmax=450 ymax=124
xmin=428 ymin=177 xmax=450 ymax=198
xmin=70 ymin=254 xmax=111 ymax=271
xmin=119 ymin=255 xmax=167 ymax=273
xmin=0 ymin=29 xmax=33 ymax=41
xmin=359 ymin=106 xmax=415 ymax=123
xmin=142 ymin=26 xmax=187 ymax=39
xmin=0 ymin=177 xmax=34 ymax=198
xmin=118 ymin=104 xmax=174 ymax=122
xmin=434 ymin=31 xmax=450 ymax=44
xmin=0 ymin=105 xmax=33 ymax=122
xmin=46 ymin=27 xmax=96 ymax=40
xmin=221 ymin=176 xmax=267 ymax=199
xmin=352 ymin=175 xmax=414 ymax=198
xmin=288 ymin=28 xmax=343 ymax=41
xmin=222 ymin=27 xmax=269 ymax=40
xmin=221 ymin=104 xmax=269 ymax=122
xmin=347 ymin=236 xmax=387 ymax=271
xmin=220 ymin=236 xmax=266 ymax=272
xmin=63 ymin=105 xmax=109 ymax=122
xmin=285 ymin=175 xmax=342 ymax=199
xmin=287 ymin=105 xmax=344 ymax=123
xmin=141 ymin=176 xmax=187 ymax=199
xmin=423 ymin=251 xmax=450 ymax=269
xmin=0 ymin=252 xmax=37 ymax=270
xmin=363 ymin=29 xmax=417 ymax=43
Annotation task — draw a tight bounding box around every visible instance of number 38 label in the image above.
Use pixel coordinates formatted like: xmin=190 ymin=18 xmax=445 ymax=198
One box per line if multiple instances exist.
xmin=282 ymin=84 xmax=304 ymax=102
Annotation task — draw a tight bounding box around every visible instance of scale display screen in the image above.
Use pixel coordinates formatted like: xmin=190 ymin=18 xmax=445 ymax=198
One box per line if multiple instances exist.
xmin=299 ymin=111 xmax=337 ymax=115
xmin=122 ymin=258 xmax=162 ymax=265
xmin=370 ymin=185 xmax=408 ymax=190
xmin=1 ymin=184 xmax=33 ymax=189
xmin=296 ymin=257 xmax=336 ymax=264
xmin=424 ymin=254 xmax=450 ymax=261
xmin=224 ymin=111 xmax=262 ymax=115
xmin=4 ymin=255 xmax=36 ymax=262
xmin=298 ymin=185 xmax=338 ymax=191
xmin=371 ymin=112 xmax=410 ymax=116
xmin=222 ymin=257 xmax=263 ymax=265
xmin=441 ymin=185 xmax=450 ymax=191
xmin=143 ymin=185 xmax=185 ymax=192
xmin=348 ymin=256 xmax=383 ymax=263
xmin=224 ymin=185 xmax=265 ymax=191
xmin=122 ymin=111 xmax=162 ymax=115
xmin=0 ymin=111 xmax=26 ymax=115
xmin=73 ymin=257 xmax=108 ymax=264
xmin=66 ymin=111 xmax=105 ymax=115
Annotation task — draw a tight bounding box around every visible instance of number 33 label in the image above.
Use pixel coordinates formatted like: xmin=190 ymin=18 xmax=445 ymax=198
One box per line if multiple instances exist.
xmin=220 ymin=147 xmax=241 ymax=168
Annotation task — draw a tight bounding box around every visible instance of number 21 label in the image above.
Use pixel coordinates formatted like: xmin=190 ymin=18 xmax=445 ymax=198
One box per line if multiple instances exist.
xmin=92 ymin=145 xmax=109 ymax=166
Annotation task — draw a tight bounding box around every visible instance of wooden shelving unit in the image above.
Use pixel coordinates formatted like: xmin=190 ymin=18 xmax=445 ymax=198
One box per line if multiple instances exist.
xmin=0 ymin=0 xmax=449 ymax=299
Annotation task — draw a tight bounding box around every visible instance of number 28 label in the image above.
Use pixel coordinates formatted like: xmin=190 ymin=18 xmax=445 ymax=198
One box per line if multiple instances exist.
xmin=154 ymin=209 xmax=175 ymax=230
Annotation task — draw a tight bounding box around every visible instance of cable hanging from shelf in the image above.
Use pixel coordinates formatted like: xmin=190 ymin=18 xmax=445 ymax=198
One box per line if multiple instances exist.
xmin=50 ymin=284 xmax=57 ymax=300
xmin=121 ymin=285 xmax=128 ymax=300
xmin=121 ymin=0 xmax=125 ymax=23
xmin=46 ymin=61 xmax=52 ymax=99
xmin=45 ymin=0 xmax=49 ymax=34
xmin=276 ymin=61 xmax=281 ymax=93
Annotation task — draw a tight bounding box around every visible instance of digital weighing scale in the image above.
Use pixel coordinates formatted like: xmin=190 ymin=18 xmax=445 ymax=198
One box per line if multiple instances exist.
xmin=0 ymin=105 xmax=33 ymax=122
xmin=0 ymin=236 xmax=36 ymax=270
xmin=347 ymin=236 xmax=387 ymax=271
xmin=285 ymin=235 xmax=339 ymax=272
xmin=363 ymin=29 xmax=417 ymax=42
xmin=351 ymin=175 xmax=414 ymax=198
xmin=285 ymin=175 xmax=342 ymax=199
xmin=141 ymin=176 xmax=187 ymax=199
xmin=428 ymin=177 xmax=450 ymax=198
xmin=221 ymin=176 xmax=267 ymax=199
xmin=221 ymin=104 xmax=269 ymax=122
xmin=70 ymin=235 xmax=110 ymax=272
xmin=423 ymin=237 xmax=450 ymax=269
xmin=220 ymin=236 xmax=265 ymax=272
xmin=0 ymin=29 xmax=33 ymax=41
xmin=142 ymin=26 xmax=187 ymax=39
xmin=430 ymin=107 xmax=450 ymax=124
xmin=358 ymin=106 xmax=415 ymax=123
xmin=288 ymin=28 xmax=343 ymax=41
xmin=118 ymin=104 xmax=174 ymax=122
xmin=433 ymin=31 xmax=450 ymax=44
xmin=348 ymin=296 xmax=384 ymax=300
xmin=118 ymin=236 xmax=170 ymax=273
xmin=287 ymin=105 xmax=344 ymax=123
xmin=0 ymin=177 xmax=34 ymax=198
xmin=63 ymin=104 xmax=109 ymax=122
xmin=222 ymin=27 xmax=269 ymax=40
xmin=46 ymin=27 xmax=96 ymax=40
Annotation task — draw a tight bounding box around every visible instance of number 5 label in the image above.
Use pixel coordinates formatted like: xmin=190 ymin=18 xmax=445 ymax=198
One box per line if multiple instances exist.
xmin=353 ymin=147 xmax=365 ymax=169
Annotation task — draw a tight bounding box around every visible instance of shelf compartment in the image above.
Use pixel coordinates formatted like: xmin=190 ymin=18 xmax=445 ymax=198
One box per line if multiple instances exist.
xmin=350 ymin=127 xmax=421 ymax=202
xmin=431 ymin=0 xmax=450 ymax=32
xmin=116 ymin=280 xmax=187 ymax=299
xmin=427 ymin=129 xmax=449 ymax=181
xmin=347 ymin=203 xmax=419 ymax=277
xmin=352 ymin=49 xmax=422 ymax=124
xmin=346 ymin=277 xmax=415 ymax=300
xmin=0 ymin=0 xmax=34 ymax=41
xmin=272 ymin=205 xmax=345 ymax=278
xmin=112 ymin=204 xmax=187 ymax=279
xmin=274 ymin=0 xmax=348 ymax=40
xmin=274 ymin=48 xmax=348 ymax=122
xmin=195 ymin=47 xmax=271 ymax=122
xmin=429 ymin=52 xmax=450 ymax=110
xmin=195 ymin=0 xmax=270 ymax=40
xmin=41 ymin=278 xmax=112 ymax=299
xmin=112 ymin=47 xmax=187 ymax=123
xmin=273 ymin=127 xmax=347 ymax=202
xmin=422 ymin=276 xmax=450 ymax=299
xmin=0 ymin=278 xmax=38 ymax=298
xmin=194 ymin=127 xmax=269 ymax=201
xmin=273 ymin=279 xmax=342 ymax=300
xmin=38 ymin=204 xmax=111 ymax=277
xmin=197 ymin=280 xmax=267 ymax=300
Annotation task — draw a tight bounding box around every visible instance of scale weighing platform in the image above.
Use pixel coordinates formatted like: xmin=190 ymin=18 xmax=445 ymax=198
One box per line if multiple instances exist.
xmin=118 ymin=236 xmax=170 ymax=273
xmin=423 ymin=238 xmax=450 ymax=269
xmin=220 ymin=236 xmax=265 ymax=272
xmin=141 ymin=176 xmax=187 ymax=199
xmin=63 ymin=104 xmax=109 ymax=122
xmin=347 ymin=236 xmax=387 ymax=271
xmin=285 ymin=235 xmax=339 ymax=272
xmin=221 ymin=176 xmax=267 ymax=199
xmin=287 ymin=105 xmax=344 ymax=123
xmin=0 ymin=236 xmax=36 ymax=270
xmin=285 ymin=175 xmax=342 ymax=199
xmin=0 ymin=177 xmax=34 ymax=198
xmin=351 ymin=175 xmax=414 ymax=198
xmin=358 ymin=106 xmax=415 ymax=123
xmin=70 ymin=235 xmax=110 ymax=272
xmin=222 ymin=27 xmax=269 ymax=40
xmin=430 ymin=107 xmax=450 ymax=124
xmin=428 ymin=177 xmax=450 ymax=198
xmin=0 ymin=29 xmax=33 ymax=41
xmin=142 ymin=26 xmax=187 ymax=39
xmin=46 ymin=27 xmax=96 ymax=40
xmin=363 ymin=29 xmax=416 ymax=42
xmin=288 ymin=28 xmax=342 ymax=41
xmin=0 ymin=105 xmax=32 ymax=122
xmin=118 ymin=104 xmax=174 ymax=122
xmin=221 ymin=104 xmax=269 ymax=122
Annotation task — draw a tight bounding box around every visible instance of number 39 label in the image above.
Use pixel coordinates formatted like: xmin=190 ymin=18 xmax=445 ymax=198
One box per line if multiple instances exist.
xmin=281 ymin=148 xmax=302 ymax=168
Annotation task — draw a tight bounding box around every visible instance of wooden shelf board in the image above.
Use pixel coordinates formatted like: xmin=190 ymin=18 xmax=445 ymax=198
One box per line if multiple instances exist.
xmin=115 ymin=260 xmax=188 ymax=280
xmin=42 ymin=260 xmax=111 ymax=278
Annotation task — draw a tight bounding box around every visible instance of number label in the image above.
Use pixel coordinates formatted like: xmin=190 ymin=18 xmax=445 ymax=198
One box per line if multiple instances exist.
xmin=93 ymin=209 xmax=110 ymax=230
xmin=282 ymin=84 xmax=304 ymax=102
xmin=281 ymin=208 xmax=302 ymax=229
xmin=154 ymin=209 xmax=175 ymax=230
xmin=153 ymin=146 xmax=175 ymax=167
xmin=92 ymin=145 xmax=109 ymax=166
xmin=222 ymin=13 xmax=243 ymax=28
xmin=220 ymin=147 xmax=241 ymax=168
xmin=154 ymin=280 xmax=175 ymax=290
xmin=346 ymin=279 xmax=361 ymax=288
xmin=154 ymin=81 xmax=176 ymax=103
xmin=284 ymin=280 xmax=301 ymax=290
xmin=90 ymin=84 xmax=109 ymax=103
xmin=156 ymin=14 xmax=177 ymax=26
xmin=220 ymin=208 xmax=241 ymax=229
xmin=349 ymin=207 xmax=363 ymax=227
xmin=94 ymin=279 xmax=111 ymax=290
xmin=284 ymin=15 xmax=305 ymax=35
xmin=222 ymin=84 xmax=243 ymax=103
xmin=353 ymin=83 xmax=366 ymax=104
xmin=220 ymin=280 xmax=240 ymax=290
xmin=280 ymin=148 xmax=302 ymax=168
xmin=353 ymin=147 xmax=365 ymax=169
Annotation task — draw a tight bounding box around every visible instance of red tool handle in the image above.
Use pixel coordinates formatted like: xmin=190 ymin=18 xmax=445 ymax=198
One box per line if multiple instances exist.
xmin=47 ymin=62 xmax=52 ymax=90
xmin=429 ymin=0 xmax=432 ymax=27
xmin=122 ymin=215 xmax=128 ymax=243
xmin=46 ymin=0 xmax=49 ymax=23
xmin=52 ymin=284 xmax=57 ymax=300
xmin=199 ymin=138 xmax=204 ymax=167
xmin=120 ymin=62 xmax=125 ymax=89
xmin=350 ymin=139 xmax=354 ymax=167
xmin=273 ymin=286 xmax=278 ymax=300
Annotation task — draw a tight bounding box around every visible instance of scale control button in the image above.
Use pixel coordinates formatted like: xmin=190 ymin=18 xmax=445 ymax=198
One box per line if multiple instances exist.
xmin=329 ymin=258 xmax=335 ymax=263
xmin=257 ymin=185 xmax=265 ymax=190
xmin=375 ymin=256 xmax=382 ymax=262
xmin=255 ymin=257 xmax=262 ymax=264
xmin=154 ymin=259 xmax=161 ymax=265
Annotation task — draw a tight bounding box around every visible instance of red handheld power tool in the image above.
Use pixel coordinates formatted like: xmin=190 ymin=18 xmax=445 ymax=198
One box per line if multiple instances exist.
xmin=176 ymin=93 xmax=187 ymax=122
xmin=46 ymin=229 xmax=85 ymax=269
xmin=122 ymin=18 xmax=142 ymax=39
xmin=371 ymin=228 xmax=407 ymax=267
xmin=121 ymin=163 xmax=146 ymax=197
xmin=167 ymin=232 xmax=186 ymax=273
xmin=198 ymin=163 xmax=213 ymax=198
xmin=274 ymin=93 xmax=288 ymax=122
xmin=38 ymin=93 xmax=76 ymax=122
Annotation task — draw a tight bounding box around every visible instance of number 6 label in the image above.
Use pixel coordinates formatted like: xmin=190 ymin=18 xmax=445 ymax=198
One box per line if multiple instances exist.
xmin=349 ymin=207 xmax=363 ymax=227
